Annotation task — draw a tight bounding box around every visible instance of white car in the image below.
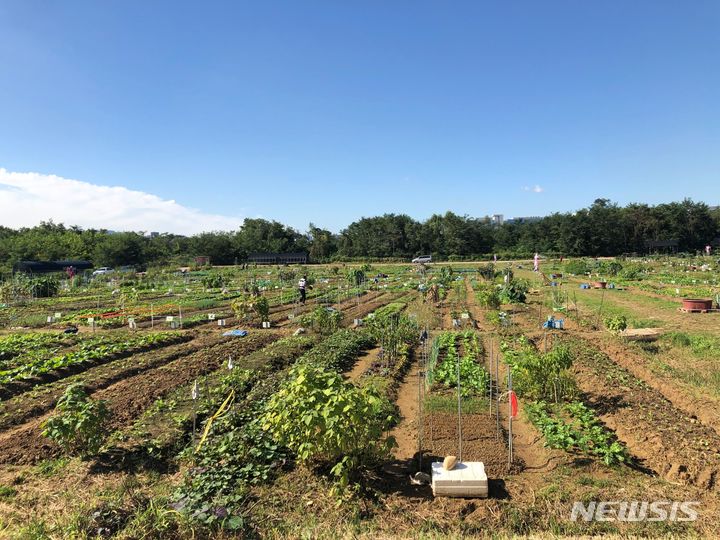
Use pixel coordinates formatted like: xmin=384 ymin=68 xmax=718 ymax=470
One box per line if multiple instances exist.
xmin=92 ymin=267 xmax=114 ymax=276
xmin=412 ymin=255 xmax=432 ymax=264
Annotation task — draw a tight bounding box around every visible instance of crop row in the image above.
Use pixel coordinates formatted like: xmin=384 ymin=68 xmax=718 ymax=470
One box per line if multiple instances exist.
xmin=426 ymin=330 xmax=490 ymax=396
xmin=0 ymin=332 xmax=182 ymax=385
xmin=0 ymin=332 xmax=72 ymax=364
xmin=525 ymin=400 xmax=629 ymax=466
xmin=174 ymin=328 xmax=374 ymax=528
xmin=500 ymin=336 xmax=630 ymax=467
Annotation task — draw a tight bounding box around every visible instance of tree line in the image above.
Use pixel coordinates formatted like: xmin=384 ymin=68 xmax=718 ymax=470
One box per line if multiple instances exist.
xmin=0 ymin=199 xmax=718 ymax=271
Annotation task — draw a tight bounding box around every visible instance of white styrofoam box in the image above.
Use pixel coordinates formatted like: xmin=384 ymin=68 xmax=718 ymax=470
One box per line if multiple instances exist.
xmin=431 ymin=461 xmax=488 ymax=498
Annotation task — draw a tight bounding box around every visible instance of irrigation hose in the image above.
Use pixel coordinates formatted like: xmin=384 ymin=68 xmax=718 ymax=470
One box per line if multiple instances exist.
xmin=195 ymin=389 xmax=235 ymax=453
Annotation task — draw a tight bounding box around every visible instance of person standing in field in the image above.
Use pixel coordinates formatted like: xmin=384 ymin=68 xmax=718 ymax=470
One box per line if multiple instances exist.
xmin=298 ymin=275 xmax=310 ymax=305
xmin=533 ymin=253 xmax=540 ymax=272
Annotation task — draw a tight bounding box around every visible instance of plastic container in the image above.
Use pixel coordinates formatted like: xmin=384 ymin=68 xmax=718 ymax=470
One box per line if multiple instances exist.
xmin=431 ymin=461 xmax=488 ymax=498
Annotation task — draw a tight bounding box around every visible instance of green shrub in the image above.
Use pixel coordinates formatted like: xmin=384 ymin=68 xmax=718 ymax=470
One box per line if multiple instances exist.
xmin=564 ymin=259 xmax=589 ymax=275
xmin=262 ymin=364 xmax=396 ymax=489
xmin=603 ymin=315 xmax=628 ymax=334
xmin=41 ymin=383 xmax=109 ymax=456
xmin=477 ymin=264 xmax=496 ymax=280
xmin=502 ymin=340 xmax=577 ymax=402
xmin=600 ymin=261 xmax=623 ymax=276
xmin=347 ymin=269 xmax=365 ymax=286
xmin=619 ymin=264 xmax=644 ymax=280
xmin=499 ymin=279 xmax=529 ymax=304
xmin=301 ymin=306 xmax=342 ymax=335
xmin=476 ymin=286 xmax=501 ymax=309
xmin=201 ymin=273 xmax=226 ymax=289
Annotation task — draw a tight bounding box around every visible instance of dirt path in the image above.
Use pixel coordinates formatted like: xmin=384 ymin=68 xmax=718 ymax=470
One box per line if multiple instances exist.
xmin=346 ymin=347 xmax=381 ymax=381
xmin=388 ymin=356 xmax=422 ymax=461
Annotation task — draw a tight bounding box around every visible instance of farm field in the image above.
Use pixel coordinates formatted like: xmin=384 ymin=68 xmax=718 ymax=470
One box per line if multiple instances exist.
xmin=0 ymin=258 xmax=719 ymax=538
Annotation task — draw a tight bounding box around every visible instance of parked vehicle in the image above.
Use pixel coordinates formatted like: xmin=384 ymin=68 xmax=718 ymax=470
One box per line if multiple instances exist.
xmin=92 ymin=267 xmax=114 ymax=276
xmin=411 ymin=255 xmax=432 ymax=264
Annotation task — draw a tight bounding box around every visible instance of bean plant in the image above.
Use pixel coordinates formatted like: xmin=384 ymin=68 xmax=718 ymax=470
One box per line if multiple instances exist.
xmin=41 ymin=383 xmax=109 ymax=457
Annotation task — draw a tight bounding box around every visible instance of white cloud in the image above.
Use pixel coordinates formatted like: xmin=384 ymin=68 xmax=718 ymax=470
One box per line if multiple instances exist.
xmin=522 ymin=185 xmax=544 ymax=193
xmin=0 ymin=168 xmax=243 ymax=235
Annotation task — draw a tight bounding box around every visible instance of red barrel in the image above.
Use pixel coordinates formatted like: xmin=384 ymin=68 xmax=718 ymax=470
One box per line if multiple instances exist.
xmin=682 ymin=299 xmax=713 ymax=311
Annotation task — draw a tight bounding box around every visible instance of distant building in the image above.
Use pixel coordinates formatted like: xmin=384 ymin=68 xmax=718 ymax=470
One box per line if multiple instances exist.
xmin=248 ymin=252 xmax=309 ymax=265
xmin=13 ymin=260 xmax=93 ymax=274
xmin=645 ymin=239 xmax=679 ymax=254
xmin=491 ymin=214 xmax=504 ymax=226
xmin=506 ymin=216 xmax=543 ymax=225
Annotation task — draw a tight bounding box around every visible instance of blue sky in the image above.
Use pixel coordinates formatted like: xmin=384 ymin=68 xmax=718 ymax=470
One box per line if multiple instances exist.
xmin=1 ymin=1 xmax=718 ymax=234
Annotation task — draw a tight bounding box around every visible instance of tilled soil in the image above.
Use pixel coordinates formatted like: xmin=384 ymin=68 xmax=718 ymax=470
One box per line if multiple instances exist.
xmin=581 ymin=330 xmax=720 ymax=438
xmin=514 ymin=294 xmax=720 ymax=491
xmin=0 ymin=332 xmax=224 ymax=431
xmin=0 ymin=333 xmax=191 ymax=401
xmin=0 ymin=332 xmax=281 ymax=464
xmin=273 ymin=290 xmax=386 ymax=326
xmin=570 ymin=340 xmax=720 ymax=491
xmin=422 ymin=412 xmax=518 ymax=477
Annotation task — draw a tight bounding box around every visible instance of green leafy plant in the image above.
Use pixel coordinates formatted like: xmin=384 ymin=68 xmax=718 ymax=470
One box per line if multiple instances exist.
xmin=262 ymin=363 xmax=396 ymax=489
xmin=300 ymin=306 xmax=342 ymax=335
xmin=499 ymin=279 xmax=529 ymax=304
xmin=366 ymin=312 xmax=418 ymax=368
xmin=477 ymin=263 xmax=496 ymax=280
xmin=564 ymin=259 xmax=589 ymax=275
xmin=525 ymin=401 xmax=629 ymax=466
xmin=232 ymin=295 xmax=269 ymax=324
xmin=502 ymin=339 xmax=577 ymax=402
xmin=426 ymin=331 xmax=490 ymax=396
xmin=347 ymin=269 xmax=365 ymax=287
xmin=201 ymin=273 xmax=226 ymax=289
xmin=41 ymin=383 xmax=109 ymax=456
xmin=437 ymin=266 xmax=454 ymax=288
xmin=476 ymin=286 xmax=501 ymax=309
xmin=253 ymin=296 xmax=270 ymax=323
xmin=603 ymin=314 xmax=628 ymax=334
xmin=0 ymin=332 xmax=182 ymax=385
